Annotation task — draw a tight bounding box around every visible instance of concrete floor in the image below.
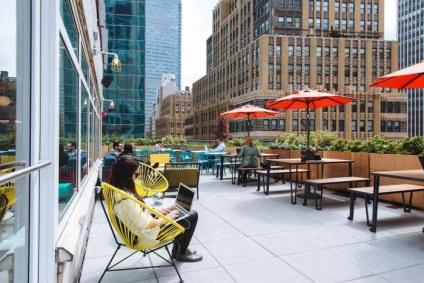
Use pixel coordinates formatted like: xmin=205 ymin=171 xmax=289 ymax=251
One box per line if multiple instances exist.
xmin=80 ymin=173 xmax=424 ymax=283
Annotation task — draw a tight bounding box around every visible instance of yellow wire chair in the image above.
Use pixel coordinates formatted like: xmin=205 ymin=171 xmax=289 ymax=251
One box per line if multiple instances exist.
xmin=134 ymin=162 xmax=169 ymax=197
xmin=0 ymin=167 xmax=15 ymax=224
xmin=0 ymin=186 xmax=15 ymax=224
xmin=149 ymin=153 xmax=171 ymax=170
xmin=99 ymin=182 xmax=185 ymax=282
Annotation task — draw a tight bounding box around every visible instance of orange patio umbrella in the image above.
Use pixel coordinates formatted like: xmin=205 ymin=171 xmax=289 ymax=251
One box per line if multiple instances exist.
xmin=266 ymin=89 xmax=356 ymax=148
xmin=220 ymin=104 xmax=279 ymax=136
xmin=370 ymin=60 xmax=424 ymax=89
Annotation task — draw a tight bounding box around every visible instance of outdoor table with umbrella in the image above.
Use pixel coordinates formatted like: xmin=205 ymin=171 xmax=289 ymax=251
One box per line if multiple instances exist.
xmin=369 ymin=61 xmax=424 ymax=233
xmin=220 ymin=104 xmax=279 ymax=136
xmin=266 ymin=89 xmax=356 ymax=148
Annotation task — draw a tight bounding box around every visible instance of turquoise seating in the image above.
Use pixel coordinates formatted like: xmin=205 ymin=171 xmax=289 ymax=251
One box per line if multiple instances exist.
xmin=59 ymin=183 xmax=73 ymax=200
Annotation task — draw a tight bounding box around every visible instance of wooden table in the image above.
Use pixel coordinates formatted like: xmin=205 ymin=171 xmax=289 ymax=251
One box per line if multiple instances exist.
xmin=218 ymin=153 xmax=280 ymax=180
xmin=259 ymin=153 xmax=280 ymax=163
xmin=367 ymin=170 xmax=424 ymax=233
xmin=265 ymin=158 xmax=354 ymax=204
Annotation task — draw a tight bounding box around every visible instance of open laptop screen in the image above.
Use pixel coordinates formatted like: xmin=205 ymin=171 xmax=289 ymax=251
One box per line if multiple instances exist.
xmin=175 ymin=183 xmax=195 ymax=212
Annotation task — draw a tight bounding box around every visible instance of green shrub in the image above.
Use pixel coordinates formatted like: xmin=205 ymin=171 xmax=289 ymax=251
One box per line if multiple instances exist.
xmin=227 ymin=138 xmax=262 ymax=147
xmin=269 ymin=133 xmax=305 ymax=149
xmin=399 ymin=136 xmax=424 ymax=155
xmin=0 ymin=134 xmax=16 ymax=151
xmin=310 ymin=131 xmax=337 ymax=150
xmin=162 ymin=135 xmax=187 ymax=149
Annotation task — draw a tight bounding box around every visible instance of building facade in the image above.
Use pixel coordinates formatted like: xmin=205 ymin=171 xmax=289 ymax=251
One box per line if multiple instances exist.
xmin=398 ymin=0 xmax=424 ymax=136
xmin=155 ymin=88 xmax=193 ymax=139
xmin=145 ymin=0 xmax=182 ymax=134
xmin=191 ymin=0 xmax=406 ymax=141
xmin=0 ymin=0 xmax=106 ymax=281
xmin=102 ymin=0 xmax=146 ymax=137
xmin=149 ymin=73 xmax=179 ymax=138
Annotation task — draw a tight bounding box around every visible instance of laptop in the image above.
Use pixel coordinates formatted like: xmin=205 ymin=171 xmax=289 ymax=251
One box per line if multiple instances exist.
xmin=301 ymin=150 xmax=316 ymax=161
xmin=171 ymin=183 xmax=196 ymax=220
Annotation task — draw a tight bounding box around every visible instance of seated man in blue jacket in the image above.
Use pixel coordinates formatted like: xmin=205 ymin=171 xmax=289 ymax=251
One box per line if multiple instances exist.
xmin=209 ymin=139 xmax=226 ymax=152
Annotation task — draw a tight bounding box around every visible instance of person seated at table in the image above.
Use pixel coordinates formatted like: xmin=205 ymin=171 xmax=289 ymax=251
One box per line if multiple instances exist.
xmin=118 ymin=143 xmax=134 ymax=158
xmin=154 ymin=140 xmax=164 ymax=153
xmin=238 ymin=136 xmax=260 ymax=181
xmin=120 ymin=143 xmax=159 ymax=168
xmin=110 ymin=155 xmax=203 ymax=262
xmin=208 ymin=138 xmax=226 ymax=152
xmin=59 ymin=144 xmax=69 ymax=167
xmin=110 ymin=141 xmax=123 ymax=159
xmin=67 ymin=142 xmax=77 ymax=158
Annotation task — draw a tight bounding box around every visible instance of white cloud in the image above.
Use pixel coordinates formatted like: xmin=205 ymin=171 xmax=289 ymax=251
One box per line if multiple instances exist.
xmin=384 ymin=0 xmax=397 ymax=40
xmin=182 ymin=0 xmax=398 ymax=88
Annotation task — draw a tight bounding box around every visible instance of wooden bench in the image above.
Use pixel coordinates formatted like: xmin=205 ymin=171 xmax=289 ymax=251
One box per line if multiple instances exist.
xmin=347 ymin=184 xmax=424 ymax=227
xmin=303 ymin=176 xmax=370 ymax=210
xmin=256 ymin=169 xmax=309 ymax=197
xmin=237 ymin=167 xmax=262 ymax=187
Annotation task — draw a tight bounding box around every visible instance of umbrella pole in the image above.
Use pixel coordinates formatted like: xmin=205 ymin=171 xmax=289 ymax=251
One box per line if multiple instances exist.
xmin=247 ymin=115 xmax=250 ymax=136
xmin=306 ymin=107 xmax=310 ymax=149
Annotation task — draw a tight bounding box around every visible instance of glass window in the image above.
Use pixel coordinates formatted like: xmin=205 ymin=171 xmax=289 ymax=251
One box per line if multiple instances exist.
xmin=360 ymin=120 xmax=365 ymax=131
xmin=263 ymin=119 xmax=269 ymax=130
xmin=271 ymin=119 xmax=277 ymax=130
xmin=292 ymin=119 xmax=298 ymax=131
xmin=352 ymin=120 xmax=357 ymax=131
xmin=330 ymin=120 xmax=336 ymax=131
xmin=279 ymin=119 xmax=285 ymax=131
xmin=60 ymin=0 xmax=79 ymax=55
xmin=368 ymin=101 xmax=373 ymax=113
xmin=322 ymin=119 xmax=328 ymax=131
xmin=351 ymin=101 xmax=357 ymax=112
xmin=0 ymin=1 xmax=31 ymax=280
xmin=368 ymin=121 xmax=373 ymax=131
xmin=339 ymin=120 xmax=345 ymax=131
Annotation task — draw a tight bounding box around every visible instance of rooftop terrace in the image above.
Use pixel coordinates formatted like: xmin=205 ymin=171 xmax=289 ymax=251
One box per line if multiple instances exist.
xmin=80 ymin=173 xmax=424 ymax=283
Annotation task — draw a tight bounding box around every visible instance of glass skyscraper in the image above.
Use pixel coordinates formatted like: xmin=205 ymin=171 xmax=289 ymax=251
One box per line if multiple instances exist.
xmin=103 ymin=0 xmax=146 ymax=137
xmin=399 ymin=0 xmax=424 ymax=136
xmin=145 ymin=0 xmax=181 ymax=132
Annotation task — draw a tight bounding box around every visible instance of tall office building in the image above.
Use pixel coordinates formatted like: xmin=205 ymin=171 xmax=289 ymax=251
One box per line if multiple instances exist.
xmin=398 ymin=1 xmax=424 ymax=136
xmin=145 ymin=0 xmax=182 ymax=133
xmin=191 ymin=0 xmax=406 ymax=141
xmin=103 ymin=0 xmax=146 ymax=137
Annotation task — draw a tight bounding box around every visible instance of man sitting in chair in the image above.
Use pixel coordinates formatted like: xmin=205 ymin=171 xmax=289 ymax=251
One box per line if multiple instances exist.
xmin=110 ymin=156 xmax=202 ymax=262
xmin=208 ymin=138 xmax=226 ymax=152
xmin=110 ymin=141 xmax=123 ymax=159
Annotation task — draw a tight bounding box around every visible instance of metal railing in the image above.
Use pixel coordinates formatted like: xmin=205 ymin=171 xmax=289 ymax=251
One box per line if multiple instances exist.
xmin=0 ymin=160 xmax=51 ymax=186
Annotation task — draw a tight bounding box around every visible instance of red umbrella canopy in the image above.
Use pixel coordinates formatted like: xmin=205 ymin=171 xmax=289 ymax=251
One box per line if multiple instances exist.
xmin=370 ymin=61 xmax=424 ymax=90
xmin=220 ymin=104 xmax=279 ymax=119
xmin=265 ymin=89 xmax=356 ymax=110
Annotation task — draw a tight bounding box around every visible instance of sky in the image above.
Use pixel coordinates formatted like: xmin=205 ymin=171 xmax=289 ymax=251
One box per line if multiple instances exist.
xmin=181 ymin=0 xmax=398 ymax=88
xmin=0 ymin=0 xmax=399 ymax=82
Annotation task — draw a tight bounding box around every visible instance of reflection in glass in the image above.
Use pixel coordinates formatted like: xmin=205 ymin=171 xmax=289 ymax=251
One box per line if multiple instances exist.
xmin=59 ymin=39 xmax=78 ymax=216
xmin=60 ymin=0 xmax=79 ymax=55
xmin=81 ymin=87 xmax=88 ymax=181
xmin=0 ymin=0 xmax=29 ymax=281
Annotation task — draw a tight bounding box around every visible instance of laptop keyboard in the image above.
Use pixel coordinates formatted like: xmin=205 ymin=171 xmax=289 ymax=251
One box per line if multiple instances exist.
xmin=171 ymin=205 xmax=187 ymax=218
